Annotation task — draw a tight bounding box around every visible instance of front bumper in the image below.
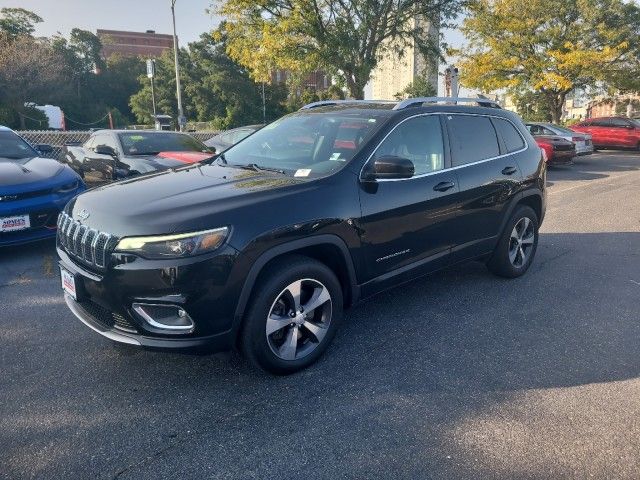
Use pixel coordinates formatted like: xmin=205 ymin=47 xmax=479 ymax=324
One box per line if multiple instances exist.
xmin=57 ymin=243 xmax=242 ymax=352
xmin=64 ymin=294 xmax=233 ymax=350
xmin=0 ymin=188 xmax=83 ymax=246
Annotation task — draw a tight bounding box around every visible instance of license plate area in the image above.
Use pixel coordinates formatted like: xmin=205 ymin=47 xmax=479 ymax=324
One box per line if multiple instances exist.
xmin=1 ymin=214 xmax=30 ymax=232
xmin=61 ymin=267 xmax=78 ymax=300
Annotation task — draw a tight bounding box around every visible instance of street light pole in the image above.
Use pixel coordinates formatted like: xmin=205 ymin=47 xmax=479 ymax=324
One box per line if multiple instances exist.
xmin=170 ymin=0 xmax=185 ymax=131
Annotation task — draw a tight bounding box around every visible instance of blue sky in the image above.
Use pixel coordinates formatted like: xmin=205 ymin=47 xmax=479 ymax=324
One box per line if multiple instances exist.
xmin=7 ymin=0 xmax=217 ymax=46
xmin=10 ymin=0 xmax=465 ymax=50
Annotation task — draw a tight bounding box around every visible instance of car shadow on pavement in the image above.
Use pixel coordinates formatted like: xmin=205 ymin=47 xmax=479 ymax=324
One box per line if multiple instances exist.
xmin=2 ymin=231 xmax=639 ymax=479
xmin=549 ymin=151 xmax=639 ymax=182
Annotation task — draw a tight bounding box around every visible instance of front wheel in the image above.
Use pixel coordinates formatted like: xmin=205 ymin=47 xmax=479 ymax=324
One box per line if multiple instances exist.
xmin=241 ymin=255 xmax=343 ymax=374
xmin=487 ymin=205 xmax=539 ymax=278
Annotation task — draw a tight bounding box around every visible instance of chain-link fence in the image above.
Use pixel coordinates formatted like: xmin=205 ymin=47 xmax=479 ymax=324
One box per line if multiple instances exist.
xmin=17 ymin=130 xmax=220 ymax=160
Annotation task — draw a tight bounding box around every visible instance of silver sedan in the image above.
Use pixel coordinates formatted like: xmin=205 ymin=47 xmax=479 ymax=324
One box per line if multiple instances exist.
xmin=526 ymin=122 xmax=594 ymax=155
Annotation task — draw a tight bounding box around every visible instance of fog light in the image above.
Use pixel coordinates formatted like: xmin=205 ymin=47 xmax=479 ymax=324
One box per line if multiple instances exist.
xmin=132 ymin=303 xmax=194 ymax=331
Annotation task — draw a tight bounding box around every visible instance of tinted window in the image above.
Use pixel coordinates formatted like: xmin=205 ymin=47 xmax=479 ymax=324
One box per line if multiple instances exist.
xmin=118 ymin=132 xmax=210 ymax=155
xmin=447 ymin=115 xmax=500 ymax=166
xmin=609 ymin=118 xmax=631 ymax=127
xmin=494 ymin=118 xmax=526 ymax=153
xmin=591 ymin=118 xmax=611 ymax=127
xmin=372 ymin=115 xmax=445 ymax=176
xmin=0 ymin=130 xmax=39 ymax=160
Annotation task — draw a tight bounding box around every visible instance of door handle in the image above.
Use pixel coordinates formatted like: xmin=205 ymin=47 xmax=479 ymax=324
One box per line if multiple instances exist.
xmin=433 ymin=181 xmax=455 ymax=192
xmin=502 ymin=166 xmax=518 ymax=176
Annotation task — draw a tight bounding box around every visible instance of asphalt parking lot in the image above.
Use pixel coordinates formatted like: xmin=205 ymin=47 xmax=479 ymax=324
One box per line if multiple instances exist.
xmin=1 ymin=152 xmax=639 ymax=479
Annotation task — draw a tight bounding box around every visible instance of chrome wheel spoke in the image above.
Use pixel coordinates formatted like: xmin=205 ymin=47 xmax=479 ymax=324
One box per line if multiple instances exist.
xmin=518 ymin=246 xmax=526 ymax=265
xmin=302 ymin=320 xmax=328 ymax=343
xmin=266 ymin=314 xmax=291 ymax=335
xmin=284 ymin=280 xmax=303 ymax=311
xmin=508 ymin=245 xmax=519 ymax=264
xmin=303 ymin=286 xmax=331 ymax=314
xmin=521 ymin=234 xmax=535 ymax=245
xmin=278 ymin=326 xmax=298 ymax=360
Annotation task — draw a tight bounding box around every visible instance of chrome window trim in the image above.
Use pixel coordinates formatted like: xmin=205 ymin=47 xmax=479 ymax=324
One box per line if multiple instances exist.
xmin=359 ymin=112 xmax=529 ymax=183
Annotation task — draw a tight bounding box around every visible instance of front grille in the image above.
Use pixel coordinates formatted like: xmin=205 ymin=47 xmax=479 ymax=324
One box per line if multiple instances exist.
xmin=57 ymin=212 xmax=118 ymax=269
xmin=77 ymin=298 xmax=138 ymax=333
xmin=0 ymin=187 xmax=53 ymax=202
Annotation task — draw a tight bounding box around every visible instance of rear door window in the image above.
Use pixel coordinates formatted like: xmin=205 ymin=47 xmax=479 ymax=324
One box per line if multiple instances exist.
xmin=609 ymin=118 xmax=630 ymax=128
xmin=447 ymin=115 xmax=500 ymax=166
xmin=494 ymin=118 xmax=526 ymax=153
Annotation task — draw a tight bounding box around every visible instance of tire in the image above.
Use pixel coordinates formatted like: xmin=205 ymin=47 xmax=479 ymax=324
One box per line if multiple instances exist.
xmin=241 ymin=255 xmax=344 ymax=374
xmin=487 ymin=205 xmax=539 ymax=278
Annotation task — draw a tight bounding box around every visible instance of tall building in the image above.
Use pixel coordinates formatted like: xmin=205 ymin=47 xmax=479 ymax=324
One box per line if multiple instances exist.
xmin=97 ymin=29 xmax=174 ymax=59
xmin=370 ymin=18 xmax=439 ymax=100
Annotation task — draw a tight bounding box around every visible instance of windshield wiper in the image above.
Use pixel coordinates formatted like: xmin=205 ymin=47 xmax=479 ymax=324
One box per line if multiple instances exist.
xmin=242 ymin=163 xmax=286 ymax=175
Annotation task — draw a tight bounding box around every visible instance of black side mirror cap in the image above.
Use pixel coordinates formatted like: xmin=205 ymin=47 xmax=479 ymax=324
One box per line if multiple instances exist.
xmin=36 ymin=144 xmax=53 ymax=154
xmin=362 ymin=155 xmax=415 ymax=182
xmin=95 ymin=145 xmax=117 ymax=157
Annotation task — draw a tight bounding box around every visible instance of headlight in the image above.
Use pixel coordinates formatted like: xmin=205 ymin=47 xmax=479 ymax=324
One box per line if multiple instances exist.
xmin=115 ymin=227 xmax=229 ymax=259
xmin=55 ymin=180 xmax=80 ymax=193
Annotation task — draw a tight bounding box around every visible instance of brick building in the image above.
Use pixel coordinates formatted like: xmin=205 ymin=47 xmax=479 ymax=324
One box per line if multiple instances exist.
xmin=97 ymin=29 xmax=174 ymax=59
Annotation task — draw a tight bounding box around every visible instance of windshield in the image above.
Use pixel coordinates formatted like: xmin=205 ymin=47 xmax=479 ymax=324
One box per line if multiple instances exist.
xmin=220 ymin=112 xmax=384 ymax=178
xmin=118 ymin=132 xmax=212 ymax=155
xmin=630 ymin=118 xmax=640 ymax=128
xmin=0 ymin=130 xmax=39 ymax=160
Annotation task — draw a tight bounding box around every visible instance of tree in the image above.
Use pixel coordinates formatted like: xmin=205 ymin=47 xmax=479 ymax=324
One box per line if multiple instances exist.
xmin=214 ymin=0 xmax=462 ymax=99
xmin=130 ymin=33 xmax=288 ymax=128
xmin=394 ymin=73 xmax=437 ymax=100
xmin=458 ymin=0 xmax=640 ymax=123
xmin=0 ymin=35 xmax=72 ymax=128
xmin=0 ymin=8 xmax=42 ymax=39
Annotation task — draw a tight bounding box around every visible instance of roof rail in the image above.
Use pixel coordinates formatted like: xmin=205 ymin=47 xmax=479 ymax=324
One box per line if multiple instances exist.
xmin=393 ymin=97 xmax=502 ymax=110
xmin=299 ymin=100 xmax=397 ymax=110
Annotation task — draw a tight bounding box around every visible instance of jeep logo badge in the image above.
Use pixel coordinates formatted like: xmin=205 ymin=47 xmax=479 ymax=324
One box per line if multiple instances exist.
xmin=77 ymin=209 xmax=90 ymax=221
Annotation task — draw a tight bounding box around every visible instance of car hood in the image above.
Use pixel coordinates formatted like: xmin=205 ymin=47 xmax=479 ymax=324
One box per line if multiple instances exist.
xmin=68 ymin=164 xmax=313 ymax=237
xmin=0 ymin=156 xmax=65 ymax=187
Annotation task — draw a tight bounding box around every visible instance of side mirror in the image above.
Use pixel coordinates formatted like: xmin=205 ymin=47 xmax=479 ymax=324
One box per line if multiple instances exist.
xmin=36 ymin=144 xmax=53 ymax=154
xmin=625 ymin=124 xmax=635 ymax=130
xmin=362 ymin=155 xmax=415 ymax=181
xmin=95 ymin=145 xmax=117 ymax=157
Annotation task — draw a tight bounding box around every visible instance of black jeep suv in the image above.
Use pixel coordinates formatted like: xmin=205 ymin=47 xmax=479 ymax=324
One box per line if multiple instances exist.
xmin=57 ymin=98 xmax=546 ymax=374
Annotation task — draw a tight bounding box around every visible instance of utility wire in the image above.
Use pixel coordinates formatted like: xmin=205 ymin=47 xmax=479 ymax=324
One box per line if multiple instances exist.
xmin=64 ymin=112 xmax=111 ymax=126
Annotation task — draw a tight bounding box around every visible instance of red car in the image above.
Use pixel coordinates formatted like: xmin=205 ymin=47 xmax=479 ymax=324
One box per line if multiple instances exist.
xmin=571 ymin=117 xmax=640 ymax=150
xmin=534 ymin=136 xmax=576 ymax=166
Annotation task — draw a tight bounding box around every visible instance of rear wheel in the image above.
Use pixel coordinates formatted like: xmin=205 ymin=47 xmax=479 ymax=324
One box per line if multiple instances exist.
xmin=241 ymin=255 xmax=343 ymax=374
xmin=487 ymin=205 xmax=539 ymax=278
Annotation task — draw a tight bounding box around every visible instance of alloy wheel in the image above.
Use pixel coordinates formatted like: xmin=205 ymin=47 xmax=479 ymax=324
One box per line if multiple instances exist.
xmin=508 ymin=217 xmax=535 ymax=268
xmin=265 ymin=278 xmax=333 ymax=361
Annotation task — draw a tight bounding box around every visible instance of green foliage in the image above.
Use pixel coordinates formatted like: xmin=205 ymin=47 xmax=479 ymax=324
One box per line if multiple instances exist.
xmin=0 ymin=8 xmax=42 ymax=39
xmin=0 ymin=34 xmax=72 ymax=128
xmin=214 ymin=0 xmax=461 ymax=99
xmin=458 ymin=0 xmax=640 ymax=122
xmin=394 ymin=74 xmax=437 ymax=100
xmin=511 ymin=90 xmax=553 ymax=122
xmin=130 ymin=32 xmax=288 ymax=128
